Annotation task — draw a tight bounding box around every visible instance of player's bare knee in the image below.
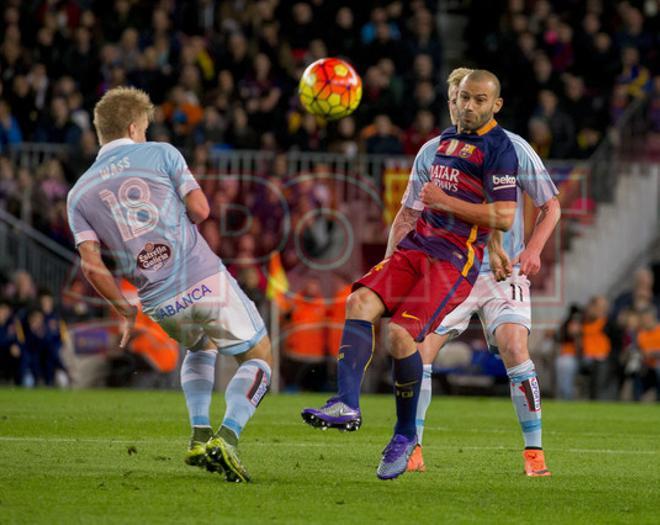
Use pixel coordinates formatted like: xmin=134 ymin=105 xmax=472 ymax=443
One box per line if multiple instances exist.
xmin=237 ymin=335 xmax=273 ymax=369
xmin=388 ymin=323 xmax=416 ymax=359
xmin=419 ymin=332 xmax=446 ymax=364
xmin=345 ymin=287 xmax=383 ymax=322
xmin=496 ymin=328 xmax=529 ymax=366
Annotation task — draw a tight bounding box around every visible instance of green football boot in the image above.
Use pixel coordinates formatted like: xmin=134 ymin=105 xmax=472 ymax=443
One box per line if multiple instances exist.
xmin=205 ymin=428 xmax=251 ymax=482
xmin=184 ymin=427 xmax=214 ymax=469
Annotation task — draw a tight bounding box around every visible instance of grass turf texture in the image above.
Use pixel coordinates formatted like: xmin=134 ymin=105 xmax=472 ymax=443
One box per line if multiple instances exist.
xmin=0 ymin=390 xmax=658 ymax=524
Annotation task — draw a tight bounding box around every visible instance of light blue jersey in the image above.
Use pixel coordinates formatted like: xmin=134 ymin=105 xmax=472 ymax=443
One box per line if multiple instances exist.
xmin=67 ymin=139 xmax=219 ymax=311
xmin=401 ymin=129 xmax=558 ymax=273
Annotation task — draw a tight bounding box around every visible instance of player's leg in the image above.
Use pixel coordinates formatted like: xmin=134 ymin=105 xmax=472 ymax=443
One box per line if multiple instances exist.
xmin=207 ymin=335 xmax=272 ymax=483
xmin=302 ymin=251 xmax=418 ymax=431
xmin=215 ymin=335 xmax=272 ymax=446
xmin=300 ymin=286 xmax=383 ymax=430
xmin=179 ymin=336 xmax=218 ymax=468
xmin=483 ymin=271 xmax=551 ymax=476
xmin=493 ymin=324 xmax=550 ymax=476
xmin=198 ymin=270 xmax=271 ymax=482
xmin=155 ymin=301 xmax=217 ymax=468
xmin=378 ymin=257 xmax=473 ymax=479
xmin=406 ymin=331 xmax=449 ymax=473
xmin=375 ymin=322 xmax=423 ymax=479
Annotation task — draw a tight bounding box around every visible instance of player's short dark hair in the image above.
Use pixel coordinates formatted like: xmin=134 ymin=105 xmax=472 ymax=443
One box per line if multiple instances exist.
xmin=462 ymin=69 xmax=501 ymax=98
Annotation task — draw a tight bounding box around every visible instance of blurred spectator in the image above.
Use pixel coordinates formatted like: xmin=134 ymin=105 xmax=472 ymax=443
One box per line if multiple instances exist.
xmin=328 ymin=116 xmax=359 ymax=157
xmin=403 ymin=110 xmax=439 ymax=155
xmin=292 ymin=112 xmax=327 ymax=152
xmin=33 ymin=96 xmax=82 ymax=146
xmin=195 ymin=106 xmax=226 ymax=147
xmin=634 ymin=307 xmax=660 ymax=400
xmin=161 ymin=86 xmax=203 ymax=147
xmin=533 ymin=90 xmax=575 ymax=158
xmin=406 ymin=8 xmax=441 ymax=68
xmin=581 ymin=296 xmax=615 ymax=400
xmin=555 ymin=305 xmax=582 ymax=400
xmin=615 ymin=7 xmax=654 ymax=58
xmin=225 ymin=107 xmax=258 ymax=149
xmin=67 ymin=130 xmax=99 ymax=180
xmin=329 ymin=7 xmax=358 ymax=58
xmin=0 ymin=300 xmax=20 ymax=385
xmin=617 ymin=46 xmax=652 ymax=99
xmin=611 ymin=267 xmax=659 ymax=321
xmin=38 ymin=289 xmax=69 ymax=387
xmin=282 ymin=277 xmax=328 ymax=391
xmin=0 ymin=98 xmax=23 ymax=152
xmin=364 ymin=20 xmax=404 ymax=72
xmin=528 ymin=117 xmax=553 ymax=159
xmin=364 ymin=114 xmax=403 ymax=154
xmin=586 ymin=33 xmax=621 ymax=92
xmin=7 ymin=270 xmax=36 ymax=310
xmin=0 ymin=157 xmax=16 ymax=207
xmin=19 ymin=308 xmax=47 ymax=387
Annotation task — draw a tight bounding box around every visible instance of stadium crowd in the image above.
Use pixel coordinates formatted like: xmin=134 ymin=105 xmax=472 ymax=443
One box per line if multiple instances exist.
xmin=552 ymin=267 xmax=660 ymax=401
xmin=0 ymin=0 xmax=658 ymax=161
xmin=1 ymin=0 xmax=659 ymax=397
xmin=0 ymin=271 xmax=70 ymax=387
xmin=465 ymin=0 xmax=660 ymax=159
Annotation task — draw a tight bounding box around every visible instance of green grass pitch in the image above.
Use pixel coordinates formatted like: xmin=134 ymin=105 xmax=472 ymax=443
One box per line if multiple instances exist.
xmin=0 ymin=389 xmax=658 ymax=524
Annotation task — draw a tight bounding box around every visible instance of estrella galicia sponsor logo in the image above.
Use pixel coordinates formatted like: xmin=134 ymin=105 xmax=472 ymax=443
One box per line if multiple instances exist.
xmin=137 ymin=242 xmax=171 ymax=271
xmin=154 ymin=284 xmax=213 ymax=320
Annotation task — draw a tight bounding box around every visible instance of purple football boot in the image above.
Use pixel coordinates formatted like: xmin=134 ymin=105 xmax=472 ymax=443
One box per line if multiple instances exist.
xmin=301 ymin=398 xmax=362 ymax=432
xmin=376 ymin=434 xmax=418 ymax=480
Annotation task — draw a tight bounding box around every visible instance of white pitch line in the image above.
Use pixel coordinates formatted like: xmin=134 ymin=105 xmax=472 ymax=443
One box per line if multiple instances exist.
xmin=0 ymin=436 xmax=656 ymax=455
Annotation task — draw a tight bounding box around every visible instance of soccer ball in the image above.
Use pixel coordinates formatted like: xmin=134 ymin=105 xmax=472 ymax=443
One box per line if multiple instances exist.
xmin=298 ymin=58 xmax=362 ymax=120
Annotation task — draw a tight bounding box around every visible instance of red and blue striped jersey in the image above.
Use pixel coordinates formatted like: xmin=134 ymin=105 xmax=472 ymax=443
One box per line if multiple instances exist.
xmin=398 ymin=119 xmax=518 ymax=283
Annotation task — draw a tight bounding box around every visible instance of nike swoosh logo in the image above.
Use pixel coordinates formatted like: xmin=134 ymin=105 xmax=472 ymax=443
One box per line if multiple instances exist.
xmin=338 ymin=345 xmax=351 ymax=351
xmin=401 ymin=311 xmax=421 ymax=321
xmin=394 ymin=380 xmax=419 ymax=388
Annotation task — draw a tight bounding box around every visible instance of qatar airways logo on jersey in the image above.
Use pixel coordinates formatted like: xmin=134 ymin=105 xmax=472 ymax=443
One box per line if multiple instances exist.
xmin=430 ymin=164 xmax=459 ymax=193
xmin=154 ymin=284 xmax=213 ymax=320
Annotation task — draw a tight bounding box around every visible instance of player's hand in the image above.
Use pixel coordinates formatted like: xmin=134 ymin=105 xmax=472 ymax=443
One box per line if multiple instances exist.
xmin=490 ymin=250 xmax=512 ymax=281
xmin=487 ymin=237 xmax=512 ymax=281
xmin=118 ymin=304 xmax=138 ymax=350
xmin=420 ymin=182 xmax=447 ymax=209
xmin=513 ymin=248 xmax=541 ymax=276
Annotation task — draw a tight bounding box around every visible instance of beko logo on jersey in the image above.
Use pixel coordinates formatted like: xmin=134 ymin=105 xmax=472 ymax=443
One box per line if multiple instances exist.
xmin=430 ymin=164 xmax=459 ymax=192
xmin=154 ymin=284 xmax=213 ymax=320
xmin=492 ymin=175 xmax=516 ymax=187
xmin=137 ymin=243 xmax=172 ymax=271
xmin=99 ymin=156 xmax=130 ymax=179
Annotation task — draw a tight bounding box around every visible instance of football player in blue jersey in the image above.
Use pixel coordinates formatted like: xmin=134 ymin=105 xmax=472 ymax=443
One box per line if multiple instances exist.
xmin=68 ymin=87 xmax=272 ymax=482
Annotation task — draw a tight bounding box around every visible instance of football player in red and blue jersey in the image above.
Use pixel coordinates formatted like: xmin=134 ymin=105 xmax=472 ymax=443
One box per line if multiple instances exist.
xmin=302 ymin=70 xmax=518 ymax=480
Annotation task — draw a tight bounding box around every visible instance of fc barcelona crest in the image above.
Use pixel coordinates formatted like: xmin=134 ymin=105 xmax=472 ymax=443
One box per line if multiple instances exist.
xmin=459 ymin=143 xmax=476 ymax=158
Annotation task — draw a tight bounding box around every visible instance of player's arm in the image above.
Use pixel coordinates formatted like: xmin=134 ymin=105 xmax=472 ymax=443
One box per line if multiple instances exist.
xmin=184 ymin=189 xmax=210 ymax=224
xmin=386 ymin=138 xmax=435 ymax=256
xmin=515 ymin=196 xmax=561 ymax=275
xmin=385 ymin=206 xmax=422 ymax=257
xmin=420 ymin=183 xmax=516 ymax=231
xmin=78 ymin=241 xmax=137 ymax=348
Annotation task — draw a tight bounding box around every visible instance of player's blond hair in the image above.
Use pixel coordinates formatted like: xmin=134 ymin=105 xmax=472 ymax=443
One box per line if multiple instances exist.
xmin=447 ymin=67 xmax=474 ymax=88
xmin=93 ymin=86 xmax=154 ymax=143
